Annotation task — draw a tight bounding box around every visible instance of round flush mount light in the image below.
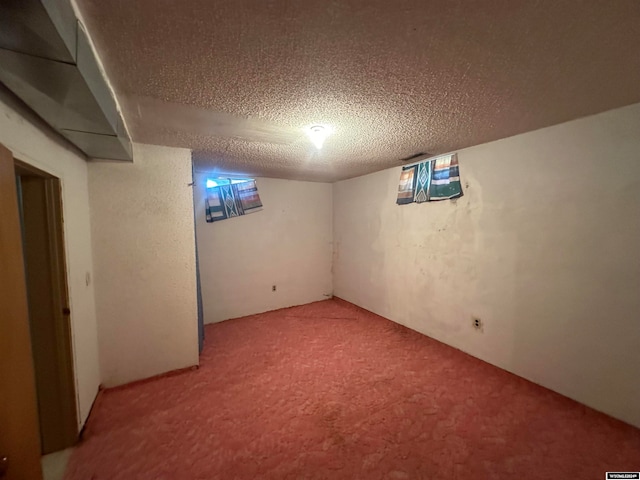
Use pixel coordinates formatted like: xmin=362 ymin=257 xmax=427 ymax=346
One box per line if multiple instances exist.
xmin=306 ymin=124 xmax=332 ymax=150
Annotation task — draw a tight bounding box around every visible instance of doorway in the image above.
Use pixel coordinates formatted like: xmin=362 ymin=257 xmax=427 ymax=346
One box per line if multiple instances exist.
xmin=14 ymin=160 xmax=78 ymax=455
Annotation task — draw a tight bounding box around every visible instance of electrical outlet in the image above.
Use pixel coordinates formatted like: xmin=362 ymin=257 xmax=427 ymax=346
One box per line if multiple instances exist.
xmin=472 ymin=317 xmax=483 ymax=332
xmin=272 ymin=285 xmax=277 ymax=292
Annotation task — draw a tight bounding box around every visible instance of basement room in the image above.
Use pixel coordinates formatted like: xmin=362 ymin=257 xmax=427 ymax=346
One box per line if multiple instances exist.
xmin=0 ymin=1 xmax=638 ymax=479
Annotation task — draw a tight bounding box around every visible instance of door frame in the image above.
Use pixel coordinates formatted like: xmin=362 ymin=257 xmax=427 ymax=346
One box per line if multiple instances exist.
xmin=15 ymin=159 xmax=79 ymax=453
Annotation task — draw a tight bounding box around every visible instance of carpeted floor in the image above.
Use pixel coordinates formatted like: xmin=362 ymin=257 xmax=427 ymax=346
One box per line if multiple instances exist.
xmin=64 ymin=299 xmax=640 ymax=479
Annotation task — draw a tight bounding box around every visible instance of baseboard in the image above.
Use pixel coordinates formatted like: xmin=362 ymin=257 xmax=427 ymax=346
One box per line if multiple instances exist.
xmin=101 ymin=365 xmax=199 ymax=393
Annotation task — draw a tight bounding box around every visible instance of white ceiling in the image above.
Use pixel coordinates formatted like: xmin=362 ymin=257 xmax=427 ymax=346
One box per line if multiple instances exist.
xmin=75 ymin=0 xmax=640 ymax=182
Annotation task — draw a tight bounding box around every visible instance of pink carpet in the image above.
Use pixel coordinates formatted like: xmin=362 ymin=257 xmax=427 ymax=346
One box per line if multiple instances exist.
xmin=65 ymin=299 xmax=640 ymax=479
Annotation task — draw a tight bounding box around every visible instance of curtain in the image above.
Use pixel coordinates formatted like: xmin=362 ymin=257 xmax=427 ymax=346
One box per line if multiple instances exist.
xmin=396 ymin=153 xmax=462 ymax=204
xmin=205 ymin=180 xmax=262 ymax=222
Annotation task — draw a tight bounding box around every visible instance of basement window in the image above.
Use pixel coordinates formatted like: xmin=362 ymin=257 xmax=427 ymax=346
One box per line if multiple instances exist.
xmin=396 ymin=153 xmax=463 ymax=204
xmin=205 ymin=177 xmax=251 ymax=188
xmin=205 ymin=177 xmax=263 ymax=222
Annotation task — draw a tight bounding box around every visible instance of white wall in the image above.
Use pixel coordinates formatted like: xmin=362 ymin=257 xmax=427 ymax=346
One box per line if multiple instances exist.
xmin=194 ymin=174 xmax=333 ymax=323
xmin=0 ymin=89 xmax=99 ymax=429
xmin=89 ymin=144 xmax=199 ymax=387
xmin=333 ymin=103 xmax=640 ymax=428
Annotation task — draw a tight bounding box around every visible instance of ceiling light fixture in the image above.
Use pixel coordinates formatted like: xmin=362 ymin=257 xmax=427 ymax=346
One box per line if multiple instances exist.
xmin=306 ymin=125 xmax=331 ymax=150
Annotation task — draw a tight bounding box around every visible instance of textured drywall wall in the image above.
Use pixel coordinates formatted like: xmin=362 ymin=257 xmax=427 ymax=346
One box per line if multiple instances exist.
xmin=333 ymin=103 xmax=640 ymax=428
xmin=89 ymin=144 xmax=199 ymax=387
xmin=194 ymin=175 xmax=333 ymax=323
xmin=0 ymin=88 xmax=99 ymax=429
xmin=75 ymin=0 xmax=640 ymax=181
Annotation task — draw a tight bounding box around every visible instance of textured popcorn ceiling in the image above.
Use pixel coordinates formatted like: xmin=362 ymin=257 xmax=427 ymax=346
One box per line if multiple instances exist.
xmin=75 ymin=0 xmax=640 ymax=182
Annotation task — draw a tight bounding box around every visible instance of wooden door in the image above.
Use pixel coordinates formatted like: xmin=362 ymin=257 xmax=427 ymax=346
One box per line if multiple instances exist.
xmin=0 ymin=144 xmax=43 ymax=479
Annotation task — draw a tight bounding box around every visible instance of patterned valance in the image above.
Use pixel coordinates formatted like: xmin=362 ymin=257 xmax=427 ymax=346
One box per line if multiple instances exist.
xmin=206 ymin=180 xmax=263 ymax=222
xmin=397 ymin=154 xmax=463 ymax=205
